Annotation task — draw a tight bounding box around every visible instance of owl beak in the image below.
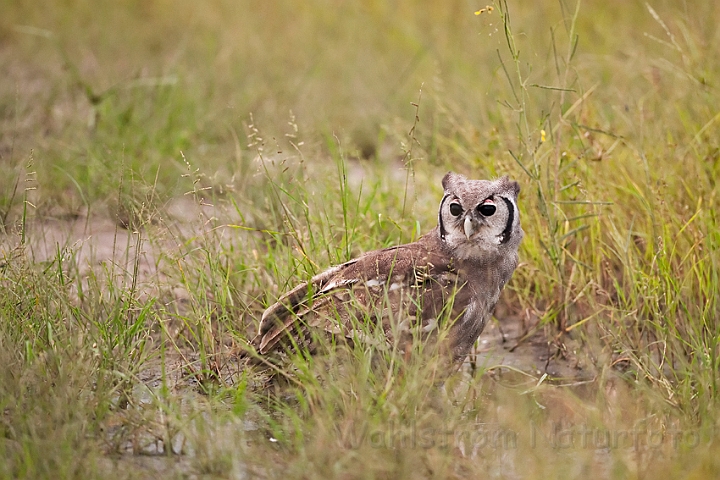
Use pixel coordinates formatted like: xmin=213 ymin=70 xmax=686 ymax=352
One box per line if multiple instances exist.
xmin=463 ymin=216 xmax=475 ymax=239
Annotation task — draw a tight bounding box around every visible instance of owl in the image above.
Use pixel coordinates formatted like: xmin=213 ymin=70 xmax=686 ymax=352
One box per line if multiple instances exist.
xmin=252 ymin=172 xmax=523 ymax=365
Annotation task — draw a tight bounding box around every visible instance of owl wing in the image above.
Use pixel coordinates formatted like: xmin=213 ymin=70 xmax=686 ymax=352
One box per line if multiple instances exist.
xmin=254 ymin=257 xmax=361 ymax=354
xmin=254 ymin=233 xmax=465 ymax=355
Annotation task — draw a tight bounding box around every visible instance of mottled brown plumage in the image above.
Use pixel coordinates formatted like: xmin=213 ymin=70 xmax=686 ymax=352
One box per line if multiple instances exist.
xmin=254 ymin=172 xmax=523 ymax=364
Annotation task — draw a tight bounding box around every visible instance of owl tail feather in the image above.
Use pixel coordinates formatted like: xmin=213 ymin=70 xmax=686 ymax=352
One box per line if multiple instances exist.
xmin=254 ymin=280 xmax=315 ymax=354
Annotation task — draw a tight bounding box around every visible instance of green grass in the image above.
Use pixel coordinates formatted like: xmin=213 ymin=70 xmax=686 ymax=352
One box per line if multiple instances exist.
xmin=2 ymin=0 xmax=720 ymax=478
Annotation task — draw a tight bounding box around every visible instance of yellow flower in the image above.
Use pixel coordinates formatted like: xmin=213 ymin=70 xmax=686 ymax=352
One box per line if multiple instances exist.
xmin=474 ymin=6 xmax=494 ymax=15
xmin=541 ymin=129 xmax=547 ymax=143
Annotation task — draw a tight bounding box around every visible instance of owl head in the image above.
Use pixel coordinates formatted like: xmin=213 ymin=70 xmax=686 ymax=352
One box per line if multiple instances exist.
xmin=438 ymin=172 xmax=523 ymax=261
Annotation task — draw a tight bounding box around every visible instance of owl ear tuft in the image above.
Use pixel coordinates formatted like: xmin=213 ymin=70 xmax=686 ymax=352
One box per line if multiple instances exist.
xmin=509 ymin=180 xmax=520 ymax=198
xmin=498 ymin=176 xmax=521 ymax=199
xmin=442 ymin=172 xmax=465 ymax=191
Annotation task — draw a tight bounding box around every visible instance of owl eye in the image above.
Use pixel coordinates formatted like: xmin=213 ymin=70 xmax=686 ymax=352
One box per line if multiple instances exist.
xmin=449 ymin=202 xmax=463 ymax=217
xmin=478 ymin=202 xmax=496 ymax=217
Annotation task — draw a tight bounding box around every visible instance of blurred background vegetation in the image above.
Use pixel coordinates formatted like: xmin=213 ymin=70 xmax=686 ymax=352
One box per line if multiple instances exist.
xmin=2 ymin=1 xmax=717 ymax=207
